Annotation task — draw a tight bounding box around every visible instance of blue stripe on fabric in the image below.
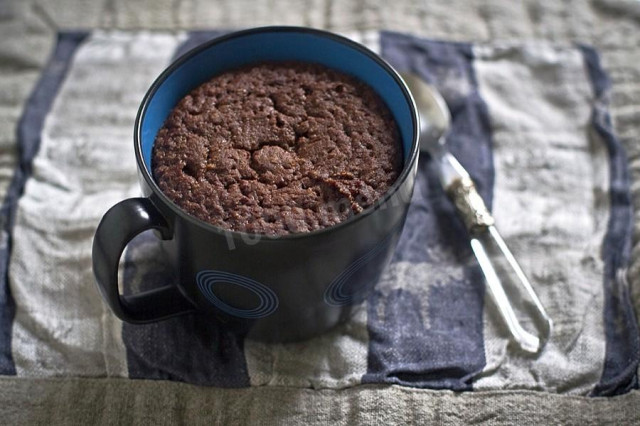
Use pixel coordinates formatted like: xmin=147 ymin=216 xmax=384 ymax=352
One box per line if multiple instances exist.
xmin=362 ymin=32 xmax=491 ymax=391
xmin=121 ymin=30 xmax=250 ymax=387
xmin=580 ymin=45 xmax=640 ymax=397
xmin=0 ymin=32 xmax=89 ymax=376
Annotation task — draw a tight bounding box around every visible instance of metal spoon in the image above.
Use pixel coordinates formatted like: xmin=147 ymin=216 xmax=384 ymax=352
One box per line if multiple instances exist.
xmin=401 ymin=72 xmax=553 ymax=354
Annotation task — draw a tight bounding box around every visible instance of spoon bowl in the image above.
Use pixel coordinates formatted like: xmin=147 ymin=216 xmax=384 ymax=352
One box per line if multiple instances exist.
xmin=400 ymin=73 xmax=451 ymax=152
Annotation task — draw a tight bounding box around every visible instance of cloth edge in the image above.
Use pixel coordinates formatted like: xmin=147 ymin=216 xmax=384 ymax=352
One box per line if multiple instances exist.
xmin=1 ymin=377 xmax=639 ymax=424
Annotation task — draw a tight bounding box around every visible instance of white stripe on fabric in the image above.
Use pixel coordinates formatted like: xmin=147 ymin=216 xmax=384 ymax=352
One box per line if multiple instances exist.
xmin=245 ymin=306 xmax=369 ymax=389
xmin=10 ymin=31 xmax=185 ymax=377
xmin=244 ymin=30 xmax=378 ymax=389
xmin=340 ymin=30 xmax=381 ymax=54
xmin=472 ymin=43 xmax=610 ymax=394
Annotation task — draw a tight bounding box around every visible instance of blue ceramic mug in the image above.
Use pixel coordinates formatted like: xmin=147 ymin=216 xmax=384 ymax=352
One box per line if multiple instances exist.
xmin=92 ymin=27 xmax=419 ymax=342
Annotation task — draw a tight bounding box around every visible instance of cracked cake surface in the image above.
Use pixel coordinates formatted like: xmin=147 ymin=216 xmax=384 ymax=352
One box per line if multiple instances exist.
xmin=152 ymin=61 xmax=402 ymax=235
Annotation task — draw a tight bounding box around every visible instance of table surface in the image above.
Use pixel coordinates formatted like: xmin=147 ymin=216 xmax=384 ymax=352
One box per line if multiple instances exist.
xmin=1 ymin=0 xmax=639 ymax=424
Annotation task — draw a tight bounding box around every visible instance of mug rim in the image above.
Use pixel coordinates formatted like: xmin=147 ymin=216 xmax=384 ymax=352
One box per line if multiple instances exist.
xmin=134 ymin=26 xmax=420 ymax=241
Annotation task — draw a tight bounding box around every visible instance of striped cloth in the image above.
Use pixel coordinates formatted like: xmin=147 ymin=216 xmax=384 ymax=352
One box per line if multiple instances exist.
xmin=1 ymin=30 xmax=636 ymax=397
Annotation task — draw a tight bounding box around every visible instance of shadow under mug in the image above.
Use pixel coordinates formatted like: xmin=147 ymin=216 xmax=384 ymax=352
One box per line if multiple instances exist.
xmin=92 ymin=26 xmax=420 ymax=342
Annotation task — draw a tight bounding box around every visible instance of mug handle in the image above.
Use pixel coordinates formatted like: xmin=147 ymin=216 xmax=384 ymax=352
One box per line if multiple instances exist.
xmin=92 ymin=198 xmax=196 ymax=323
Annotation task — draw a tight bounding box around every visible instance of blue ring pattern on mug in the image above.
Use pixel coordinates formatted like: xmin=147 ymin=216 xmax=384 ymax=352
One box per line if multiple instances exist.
xmin=196 ymin=270 xmax=279 ymax=319
xmin=324 ymin=237 xmax=390 ymax=306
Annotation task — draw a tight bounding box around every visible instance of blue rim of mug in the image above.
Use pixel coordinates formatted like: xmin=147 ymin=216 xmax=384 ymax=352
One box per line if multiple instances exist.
xmin=133 ymin=26 xmax=420 ymax=242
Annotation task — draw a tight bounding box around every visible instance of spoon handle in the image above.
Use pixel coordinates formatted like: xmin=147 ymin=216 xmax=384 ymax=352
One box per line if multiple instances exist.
xmin=443 ymin=163 xmax=553 ymax=354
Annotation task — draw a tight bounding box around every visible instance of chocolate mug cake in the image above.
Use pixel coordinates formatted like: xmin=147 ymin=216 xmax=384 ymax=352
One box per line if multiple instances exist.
xmin=152 ymin=61 xmax=402 ymax=235
xmin=93 ymin=27 xmax=420 ymax=339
